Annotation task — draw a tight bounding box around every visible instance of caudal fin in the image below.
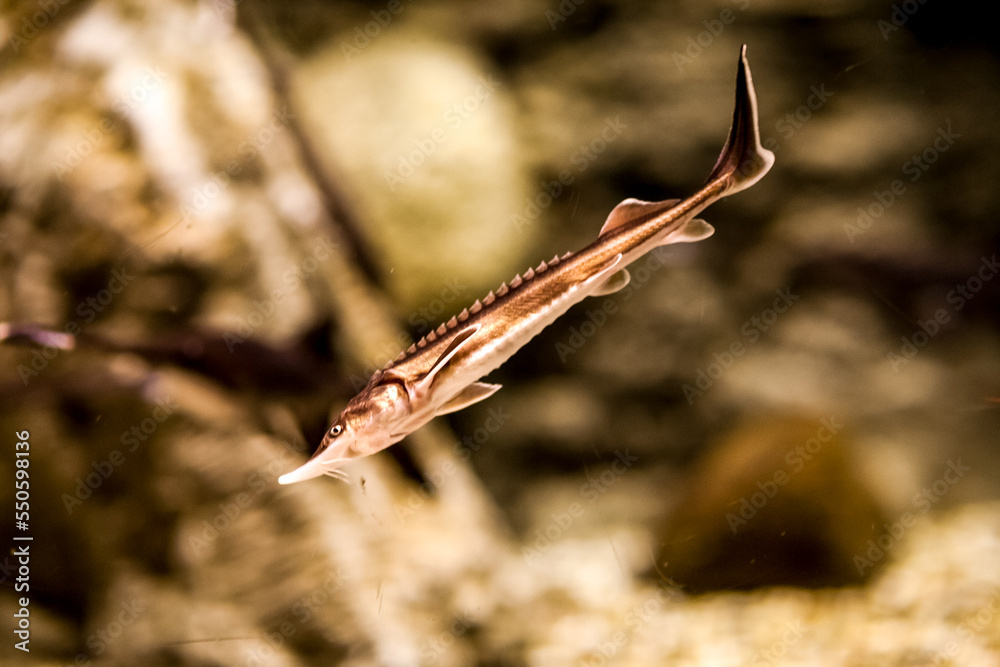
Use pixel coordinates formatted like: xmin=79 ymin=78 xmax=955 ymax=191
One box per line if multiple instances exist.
xmin=705 ymin=45 xmax=774 ymax=196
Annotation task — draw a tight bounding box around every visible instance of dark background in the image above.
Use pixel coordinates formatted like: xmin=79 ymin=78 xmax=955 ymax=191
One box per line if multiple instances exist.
xmin=2 ymin=0 xmax=999 ymax=664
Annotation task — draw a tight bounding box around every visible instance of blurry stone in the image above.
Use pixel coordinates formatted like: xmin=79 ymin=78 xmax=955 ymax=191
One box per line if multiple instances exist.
xmin=656 ymin=414 xmax=887 ymax=592
xmin=292 ymin=33 xmax=538 ymax=311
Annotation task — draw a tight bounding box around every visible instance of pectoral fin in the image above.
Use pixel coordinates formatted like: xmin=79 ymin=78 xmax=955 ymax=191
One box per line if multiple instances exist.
xmin=436 ymin=382 xmax=502 ymax=415
xmin=412 ymin=324 xmax=481 ymax=398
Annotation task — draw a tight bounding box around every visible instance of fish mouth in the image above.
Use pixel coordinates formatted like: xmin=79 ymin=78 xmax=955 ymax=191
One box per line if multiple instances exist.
xmin=277 ymin=457 xmax=328 ymax=485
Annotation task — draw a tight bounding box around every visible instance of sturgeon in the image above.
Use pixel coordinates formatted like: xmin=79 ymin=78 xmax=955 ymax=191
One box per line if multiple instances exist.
xmin=279 ymin=45 xmax=774 ymax=484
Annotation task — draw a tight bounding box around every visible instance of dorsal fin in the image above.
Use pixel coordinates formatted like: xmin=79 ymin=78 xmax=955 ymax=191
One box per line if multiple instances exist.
xmin=390 ymin=249 xmax=569 ymax=368
xmin=599 ymin=198 xmax=681 ymax=237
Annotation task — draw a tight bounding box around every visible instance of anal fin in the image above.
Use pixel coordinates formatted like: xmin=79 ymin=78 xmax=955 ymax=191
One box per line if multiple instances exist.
xmin=664 ymin=217 xmax=714 ymax=244
xmin=591 ymin=269 xmax=631 ymax=296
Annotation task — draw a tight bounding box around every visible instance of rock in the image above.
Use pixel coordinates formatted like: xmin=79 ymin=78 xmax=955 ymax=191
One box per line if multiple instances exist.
xmin=656 ymin=414 xmax=887 ymax=592
xmin=292 ymin=33 xmax=538 ymax=312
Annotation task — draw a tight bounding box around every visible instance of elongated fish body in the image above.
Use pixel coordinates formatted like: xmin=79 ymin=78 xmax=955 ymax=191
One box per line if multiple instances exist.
xmin=279 ymin=45 xmax=774 ymax=485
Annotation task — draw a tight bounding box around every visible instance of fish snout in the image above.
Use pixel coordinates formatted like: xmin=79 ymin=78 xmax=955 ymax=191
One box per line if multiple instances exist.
xmin=277 ymin=456 xmax=328 ymax=485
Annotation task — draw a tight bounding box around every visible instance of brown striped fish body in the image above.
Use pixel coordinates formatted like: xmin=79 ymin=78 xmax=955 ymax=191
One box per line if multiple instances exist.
xmin=279 ymin=45 xmax=773 ymax=485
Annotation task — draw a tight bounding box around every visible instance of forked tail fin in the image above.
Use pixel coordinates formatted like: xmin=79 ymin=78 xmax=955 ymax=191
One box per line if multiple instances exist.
xmin=705 ymin=45 xmax=775 ymax=196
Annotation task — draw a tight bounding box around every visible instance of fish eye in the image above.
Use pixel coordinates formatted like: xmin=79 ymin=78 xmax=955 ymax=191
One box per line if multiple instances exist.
xmin=329 ymin=425 xmax=343 ymax=438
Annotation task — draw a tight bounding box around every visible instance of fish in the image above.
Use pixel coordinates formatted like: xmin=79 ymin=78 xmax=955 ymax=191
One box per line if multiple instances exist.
xmin=278 ymin=45 xmax=774 ymax=485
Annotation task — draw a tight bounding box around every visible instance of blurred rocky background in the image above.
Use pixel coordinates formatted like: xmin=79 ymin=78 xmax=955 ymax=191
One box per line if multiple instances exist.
xmin=1 ymin=0 xmax=999 ymax=664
